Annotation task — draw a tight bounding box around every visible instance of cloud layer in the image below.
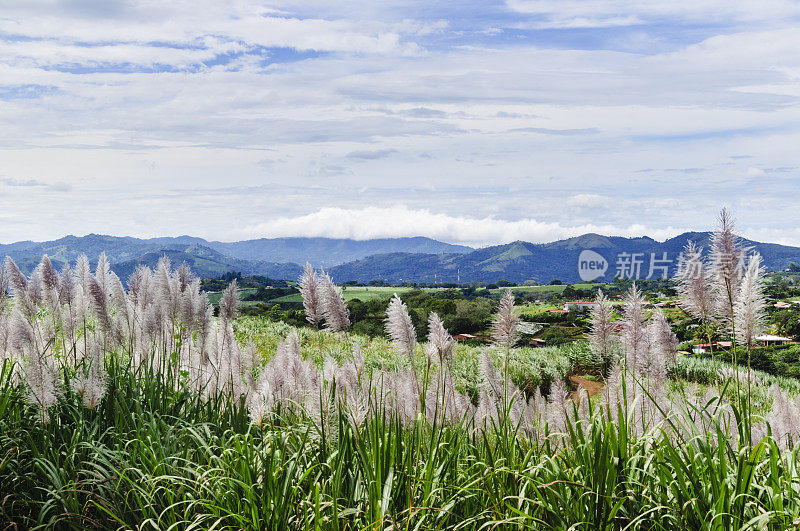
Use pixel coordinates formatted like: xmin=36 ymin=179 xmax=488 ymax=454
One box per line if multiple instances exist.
xmin=1 ymin=1 xmax=799 ymax=246
xmin=242 ymin=205 xmax=687 ymax=247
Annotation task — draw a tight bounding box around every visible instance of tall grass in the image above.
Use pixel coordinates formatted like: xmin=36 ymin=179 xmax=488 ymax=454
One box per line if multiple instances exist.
xmin=3 ymin=212 xmax=800 ymax=528
xmin=4 ymin=352 xmax=800 ymax=529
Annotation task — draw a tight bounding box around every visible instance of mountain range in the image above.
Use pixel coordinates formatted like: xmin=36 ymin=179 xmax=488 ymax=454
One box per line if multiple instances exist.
xmin=2 ymin=232 xmax=799 ymax=284
xmin=329 ymin=232 xmax=800 ymax=284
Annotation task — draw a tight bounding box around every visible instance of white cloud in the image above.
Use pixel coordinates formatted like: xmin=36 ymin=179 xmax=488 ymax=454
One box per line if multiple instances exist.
xmin=242 ymin=205 xmax=687 ymax=247
xmin=505 ymin=0 xmax=800 ymax=28
xmin=0 ymin=1 xmax=799 ymax=246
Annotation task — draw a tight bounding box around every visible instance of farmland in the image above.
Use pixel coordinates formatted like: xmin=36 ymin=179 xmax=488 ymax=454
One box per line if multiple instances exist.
xmin=3 ymin=213 xmax=800 ymax=529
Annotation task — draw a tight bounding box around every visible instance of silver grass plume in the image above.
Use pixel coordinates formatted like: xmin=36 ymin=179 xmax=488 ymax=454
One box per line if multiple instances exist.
xmin=643 ymin=308 xmax=676 ymax=386
xmin=10 ymin=304 xmax=36 ymax=355
xmin=621 ymin=283 xmax=648 ymax=375
xmin=0 ymin=262 xmax=9 ymax=359
xmin=95 ymin=252 xmax=111 ymax=298
xmin=25 ymin=264 xmax=43 ymax=313
xmin=0 ymin=259 xmax=9 ymax=311
xmin=479 ymin=350 xmax=506 ymax=402
xmin=39 ymin=255 xmax=60 ymax=310
xmin=675 ymin=241 xmax=714 ymax=323
xmin=386 ymin=294 xmax=416 ymax=361
xmin=546 ymin=376 xmax=571 ymax=433
xmin=57 ymin=262 xmax=76 ymax=306
xmin=39 ymin=255 xmax=58 ymax=292
xmin=74 ymin=254 xmax=92 ymax=289
xmin=110 ymin=271 xmax=132 ymax=341
xmin=425 ymin=311 xmax=454 ymax=366
xmin=588 ymin=290 xmax=615 ymax=363
xmin=734 ymin=253 xmax=767 ymax=349
xmin=127 ymin=265 xmax=148 ymax=307
xmin=765 ymin=384 xmax=800 ymax=450
xmin=299 ymin=263 xmax=323 ymax=327
xmin=176 ymin=262 xmax=192 ymax=293
xmin=319 ymin=270 xmax=350 ymax=332
xmin=710 ymin=207 xmax=746 ymax=328
xmin=649 ymin=308 xmax=677 ymax=367
xmin=178 ymin=280 xmax=196 ymax=333
xmin=20 ymin=337 xmax=60 ymax=422
xmin=156 ymin=256 xmax=179 ymax=325
xmin=5 ymin=258 xmax=36 ymax=318
xmin=218 ymin=279 xmax=240 ymax=323
xmin=492 ymin=289 xmax=519 ymax=350
xmin=88 ymin=276 xmax=113 ymax=334
xmin=57 ymin=263 xmax=79 ymax=344
xmin=352 ymin=342 xmax=365 ymax=374
xmin=5 ymin=256 xmax=27 ymax=295
xmin=72 ymin=334 xmax=107 ymax=409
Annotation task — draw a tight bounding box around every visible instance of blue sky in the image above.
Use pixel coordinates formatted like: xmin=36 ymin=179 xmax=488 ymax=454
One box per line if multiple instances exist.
xmin=1 ymin=0 xmax=800 ymax=247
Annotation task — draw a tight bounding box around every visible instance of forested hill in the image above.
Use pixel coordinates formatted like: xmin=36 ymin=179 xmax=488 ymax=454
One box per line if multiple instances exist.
xmin=3 ymin=232 xmax=800 ymax=283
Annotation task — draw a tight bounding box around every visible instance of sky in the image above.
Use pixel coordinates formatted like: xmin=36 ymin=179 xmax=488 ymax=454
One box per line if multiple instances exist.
xmin=1 ymin=0 xmax=800 ymax=248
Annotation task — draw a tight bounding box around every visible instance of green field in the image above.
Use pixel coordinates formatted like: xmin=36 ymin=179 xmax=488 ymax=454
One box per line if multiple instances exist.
xmin=269 ymin=285 xmax=444 ymax=303
xmin=214 ymin=283 xmax=609 ymax=306
xmin=490 ymin=282 xmax=605 ymax=297
xmin=206 ymin=287 xmax=258 ymax=305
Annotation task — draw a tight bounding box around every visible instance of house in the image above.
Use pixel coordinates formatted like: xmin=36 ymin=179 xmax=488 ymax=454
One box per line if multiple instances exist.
xmin=755 ymin=334 xmax=793 ymax=346
xmin=549 ymin=309 xmax=569 ymax=314
xmin=774 ymin=301 xmax=792 ymax=309
xmin=691 ymin=341 xmax=732 ymax=354
xmin=452 ymin=333 xmax=478 ymax=341
xmin=563 ymin=301 xmax=597 ymax=312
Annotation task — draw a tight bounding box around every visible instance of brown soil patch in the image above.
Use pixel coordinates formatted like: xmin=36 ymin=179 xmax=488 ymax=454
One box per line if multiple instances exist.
xmin=569 ymin=375 xmax=604 ymax=399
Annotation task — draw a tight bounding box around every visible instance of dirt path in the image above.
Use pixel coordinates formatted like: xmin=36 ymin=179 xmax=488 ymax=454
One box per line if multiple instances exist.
xmin=569 ymin=376 xmax=604 ymax=398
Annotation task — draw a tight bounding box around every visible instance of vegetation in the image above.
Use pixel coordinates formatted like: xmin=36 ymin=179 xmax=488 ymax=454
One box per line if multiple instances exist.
xmin=4 ymin=210 xmax=800 ymax=529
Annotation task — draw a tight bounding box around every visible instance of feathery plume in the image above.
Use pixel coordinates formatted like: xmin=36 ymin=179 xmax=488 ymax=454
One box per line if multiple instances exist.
xmin=127 ymin=265 xmax=147 ymax=307
xmin=20 ymin=343 xmax=60 ymax=422
xmin=621 ymin=283 xmax=648 ymax=374
xmin=425 ymin=311 xmax=454 ymax=366
xmin=0 ymin=263 xmax=9 ymax=359
xmin=95 ymin=252 xmax=111 ymax=296
xmin=352 ymin=342 xmax=365 ymax=373
xmin=492 ymin=289 xmax=519 ymax=350
xmin=644 ymin=308 xmax=676 ymax=386
xmin=319 ymin=270 xmax=350 ymax=332
xmin=298 ymin=263 xmax=323 ymax=327
xmin=176 ymin=262 xmax=193 ymax=293
xmin=675 ymin=241 xmax=714 ymax=323
xmin=88 ymin=276 xmax=113 ymax=334
xmin=588 ymin=289 xmax=616 ymax=363
xmin=710 ymin=207 xmax=747 ymax=328
xmin=72 ymin=334 xmax=107 ymax=409
xmin=25 ymin=265 xmax=43 ymax=312
xmin=479 ymin=350 xmax=505 ymax=401
xmin=5 ymin=257 xmax=27 ymax=298
xmin=74 ymin=254 xmax=92 ymax=288
xmin=39 ymin=255 xmax=59 ymax=300
xmin=734 ymin=253 xmax=767 ymax=349
xmin=648 ymin=308 xmax=677 ymax=367
xmin=218 ymin=279 xmax=239 ymax=323
xmin=57 ymin=262 xmax=76 ymax=306
xmin=0 ymin=259 xmax=9 ymax=310
xmin=386 ymin=294 xmax=416 ymax=360
xmin=6 ymin=258 xmax=37 ymax=319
